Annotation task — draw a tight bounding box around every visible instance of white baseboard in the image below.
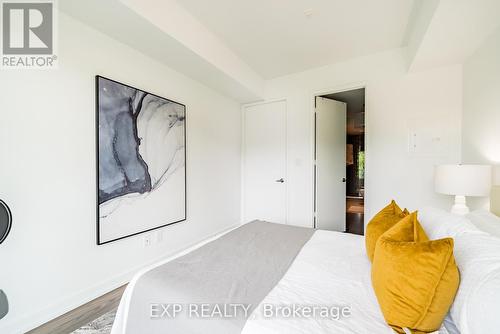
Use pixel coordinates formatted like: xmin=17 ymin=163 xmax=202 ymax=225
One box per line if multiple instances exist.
xmin=1 ymin=223 xmax=240 ymax=334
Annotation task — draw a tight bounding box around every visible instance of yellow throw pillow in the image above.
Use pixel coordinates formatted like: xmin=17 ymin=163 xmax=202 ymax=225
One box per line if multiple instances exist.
xmin=371 ymin=212 xmax=459 ymax=334
xmin=365 ymin=200 xmax=409 ymax=262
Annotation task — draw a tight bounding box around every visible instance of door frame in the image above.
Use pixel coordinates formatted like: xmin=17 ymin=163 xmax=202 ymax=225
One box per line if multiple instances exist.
xmin=311 ymin=83 xmax=368 ymax=230
xmin=241 ymin=98 xmax=288 ymax=225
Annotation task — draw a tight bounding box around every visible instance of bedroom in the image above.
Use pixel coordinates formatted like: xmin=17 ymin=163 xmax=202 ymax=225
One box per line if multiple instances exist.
xmin=0 ymin=0 xmax=499 ymax=333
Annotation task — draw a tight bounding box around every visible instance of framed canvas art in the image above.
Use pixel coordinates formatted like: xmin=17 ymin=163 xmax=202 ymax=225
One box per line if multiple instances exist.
xmin=96 ymin=76 xmax=186 ymax=245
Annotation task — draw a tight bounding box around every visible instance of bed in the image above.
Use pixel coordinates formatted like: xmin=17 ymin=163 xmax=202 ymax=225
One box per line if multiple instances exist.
xmin=111 ymin=208 xmax=500 ymax=334
xmin=242 ymin=229 xmax=394 ymax=334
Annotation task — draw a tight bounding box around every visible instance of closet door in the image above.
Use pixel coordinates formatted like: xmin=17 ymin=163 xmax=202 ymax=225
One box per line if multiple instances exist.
xmin=243 ymin=100 xmax=287 ymax=224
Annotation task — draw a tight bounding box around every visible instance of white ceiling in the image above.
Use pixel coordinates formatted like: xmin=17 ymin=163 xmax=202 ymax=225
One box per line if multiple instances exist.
xmin=61 ymin=0 xmax=265 ymax=102
xmin=176 ymin=0 xmax=415 ymax=79
xmin=406 ymin=0 xmax=500 ymax=72
xmin=62 ymin=0 xmax=495 ymax=103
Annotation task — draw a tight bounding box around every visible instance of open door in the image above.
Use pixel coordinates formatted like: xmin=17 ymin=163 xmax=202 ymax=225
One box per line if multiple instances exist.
xmin=315 ymin=97 xmax=347 ymax=231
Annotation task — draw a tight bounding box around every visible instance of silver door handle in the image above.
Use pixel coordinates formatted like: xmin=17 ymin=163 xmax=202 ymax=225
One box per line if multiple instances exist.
xmin=275 ymin=178 xmax=285 ymax=183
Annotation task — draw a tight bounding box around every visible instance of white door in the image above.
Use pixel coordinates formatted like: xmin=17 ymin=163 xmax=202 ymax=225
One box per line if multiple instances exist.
xmin=243 ymin=101 xmax=287 ymax=224
xmin=315 ymin=97 xmax=346 ymax=231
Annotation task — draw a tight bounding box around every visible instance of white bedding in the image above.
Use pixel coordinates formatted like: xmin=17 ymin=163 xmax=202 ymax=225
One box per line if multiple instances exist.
xmin=113 ymin=228 xmax=449 ymax=334
xmin=242 ymin=230 xmax=394 ymax=334
xmin=466 ymin=209 xmax=500 ymax=238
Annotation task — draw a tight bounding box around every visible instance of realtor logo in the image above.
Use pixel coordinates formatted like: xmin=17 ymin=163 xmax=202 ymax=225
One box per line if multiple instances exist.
xmin=1 ymin=0 xmax=57 ymax=68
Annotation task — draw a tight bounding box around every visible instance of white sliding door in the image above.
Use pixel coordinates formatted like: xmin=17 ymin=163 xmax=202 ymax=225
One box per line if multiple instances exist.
xmin=315 ymin=97 xmax=346 ymax=232
xmin=243 ymin=101 xmax=287 ymax=224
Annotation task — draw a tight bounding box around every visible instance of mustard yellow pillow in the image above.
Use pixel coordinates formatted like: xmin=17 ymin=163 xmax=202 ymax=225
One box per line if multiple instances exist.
xmin=365 ymin=200 xmax=409 ymax=262
xmin=371 ymin=212 xmax=459 ymax=334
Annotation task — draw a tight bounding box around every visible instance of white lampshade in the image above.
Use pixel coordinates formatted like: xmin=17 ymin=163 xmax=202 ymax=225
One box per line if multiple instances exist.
xmin=435 ymin=164 xmax=492 ymax=197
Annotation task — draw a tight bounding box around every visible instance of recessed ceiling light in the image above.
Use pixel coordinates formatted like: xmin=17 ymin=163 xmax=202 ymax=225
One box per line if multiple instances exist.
xmin=304 ymin=9 xmax=313 ymax=18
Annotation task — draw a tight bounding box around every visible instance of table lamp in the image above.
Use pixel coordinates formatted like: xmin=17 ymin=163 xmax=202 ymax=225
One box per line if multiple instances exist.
xmin=435 ymin=164 xmax=492 ymax=215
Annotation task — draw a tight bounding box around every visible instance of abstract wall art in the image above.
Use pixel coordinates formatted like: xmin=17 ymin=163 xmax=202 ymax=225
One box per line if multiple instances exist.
xmin=96 ymin=76 xmax=186 ymax=244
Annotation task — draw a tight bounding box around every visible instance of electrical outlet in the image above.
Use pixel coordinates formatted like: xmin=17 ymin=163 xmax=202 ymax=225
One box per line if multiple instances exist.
xmin=157 ymin=230 xmax=164 ymax=243
xmin=144 ymin=233 xmax=153 ymax=247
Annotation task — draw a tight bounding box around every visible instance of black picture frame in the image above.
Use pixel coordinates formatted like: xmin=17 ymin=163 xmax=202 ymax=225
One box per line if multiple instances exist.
xmin=95 ymin=75 xmax=187 ymax=245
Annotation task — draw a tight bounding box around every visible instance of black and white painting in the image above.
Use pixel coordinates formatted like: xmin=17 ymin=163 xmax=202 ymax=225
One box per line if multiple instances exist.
xmin=96 ymin=76 xmax=186 ymax=244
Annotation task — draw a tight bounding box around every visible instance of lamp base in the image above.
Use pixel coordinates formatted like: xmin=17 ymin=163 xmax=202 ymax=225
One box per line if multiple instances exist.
xmin=451 ymin=195 xmax=470 ymax=215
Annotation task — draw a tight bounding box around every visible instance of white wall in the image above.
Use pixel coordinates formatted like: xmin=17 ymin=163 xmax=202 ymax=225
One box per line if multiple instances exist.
xmin=462 ymin=26 xmax=500 ymax=164
xmin=462 ymin=26 xmax=500 ymax=209
xmin=0 ymin=13 xmax=241 ymax=333
xmin=263 ymin=49 xmax=462 ymax=227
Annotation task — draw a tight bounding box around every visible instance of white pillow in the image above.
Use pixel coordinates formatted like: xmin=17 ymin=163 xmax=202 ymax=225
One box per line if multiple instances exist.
xmin=419 ymin=208 xmax=500 ymax=334
xmin=418 ymin=207 xmax=482 ymax=240
xmin=466 ymin=210 xmax=500 ymax=239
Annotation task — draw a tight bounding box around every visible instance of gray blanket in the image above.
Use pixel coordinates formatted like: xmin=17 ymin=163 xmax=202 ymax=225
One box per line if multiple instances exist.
xmin=123 ymin=221 xmax=314 ymax=334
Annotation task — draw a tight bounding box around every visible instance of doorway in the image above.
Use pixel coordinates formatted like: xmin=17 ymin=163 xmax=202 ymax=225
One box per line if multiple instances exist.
xmin=314 ymin=88 xmax=365 ymax=235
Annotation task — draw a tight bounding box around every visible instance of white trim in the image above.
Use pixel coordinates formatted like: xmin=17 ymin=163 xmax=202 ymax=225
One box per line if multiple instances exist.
xmin=241 ymin=99 xmax=288 ymax=225
xmin=310 ymin=82 xmax=368 ymax=230
xmin=1 ymin=223 xmax=240 ymax=334
xmin=240 ymin=104 xmax=246 ymax=224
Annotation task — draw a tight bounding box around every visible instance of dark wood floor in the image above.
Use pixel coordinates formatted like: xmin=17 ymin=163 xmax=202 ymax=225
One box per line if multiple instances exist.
xmin=346 ymin=212 xmax=364 ymax=235
xmin=346 ymin=197 xmax=364 ymax=235
xmin=27 ymin=285 xmax=126 ymax=334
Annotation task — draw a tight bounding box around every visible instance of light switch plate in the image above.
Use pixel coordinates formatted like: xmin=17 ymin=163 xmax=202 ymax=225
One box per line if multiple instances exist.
xmin=407 ymin=117 xmax=446 ymax=157
xmin=144 ymin=233 xmax=153 ymax=247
